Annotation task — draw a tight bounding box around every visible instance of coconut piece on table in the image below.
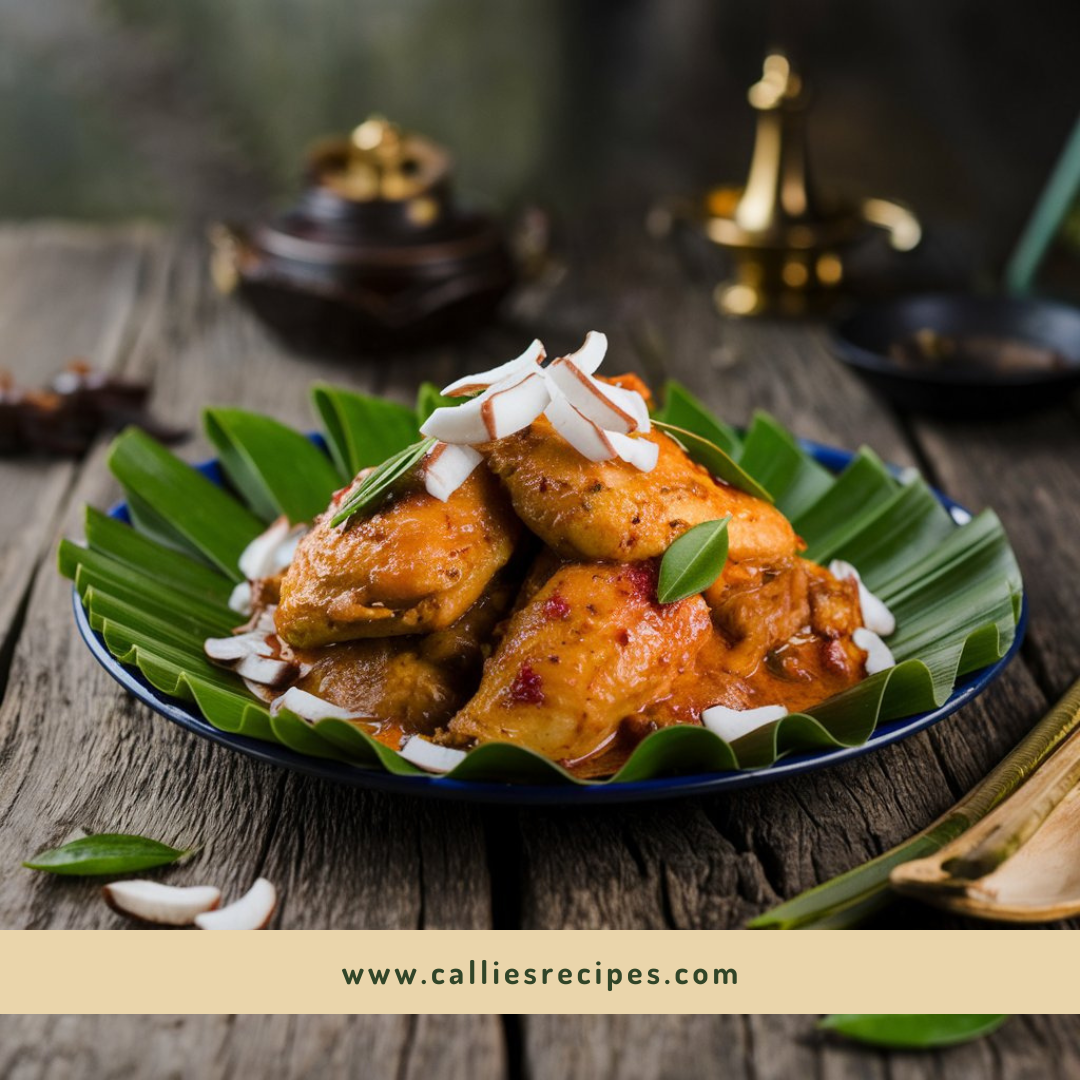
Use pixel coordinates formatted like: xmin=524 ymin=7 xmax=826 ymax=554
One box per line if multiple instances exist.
xmin=195 ymin=878 xmax=277 ymax=930
xmin=701 ymin=703 xmax=789 ymax=743
xmin=103 ymin=881 xmax=221 ymax=926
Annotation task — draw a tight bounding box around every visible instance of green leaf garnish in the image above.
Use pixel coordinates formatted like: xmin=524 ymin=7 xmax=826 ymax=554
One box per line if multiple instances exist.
xmin=416 ymin=381 xmax=461 ymax=423
xmin=819 ymin=1015 xmax=1009 ymax=1050
xmin=329 ymin=439 xmax=434 ymax=527
xmin=653 ymin=420 xmax=773 ymax=503
xmin=656 ymin=380 xmax=742 ymax=456
xmin=23 ymin=834 xmax=193 ymax=876
xmin=657 ymin=517 xmax=731 ymax=603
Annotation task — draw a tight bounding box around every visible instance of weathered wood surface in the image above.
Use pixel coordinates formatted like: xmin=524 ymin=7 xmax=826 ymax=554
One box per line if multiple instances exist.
xmin=0 ymin=223 xmax=1079 ymax=1075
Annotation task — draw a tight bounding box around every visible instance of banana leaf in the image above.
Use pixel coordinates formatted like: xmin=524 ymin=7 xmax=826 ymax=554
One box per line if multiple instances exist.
xmin=60 ymin=382 xmax=1024 ymax=787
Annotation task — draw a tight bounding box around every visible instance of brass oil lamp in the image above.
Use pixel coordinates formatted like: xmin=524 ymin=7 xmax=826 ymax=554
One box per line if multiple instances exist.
xmin=695 ymin=55 xmax=921 ymax=316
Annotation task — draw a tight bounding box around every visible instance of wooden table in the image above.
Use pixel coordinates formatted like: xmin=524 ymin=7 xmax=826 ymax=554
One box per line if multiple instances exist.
xmin=1 ymin=223 xmax=1079 ymax=1076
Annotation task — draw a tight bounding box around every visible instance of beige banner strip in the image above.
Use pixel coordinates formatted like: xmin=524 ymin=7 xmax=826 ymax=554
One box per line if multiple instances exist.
xmin=0 ymin=930 xmax=1057 ymax=1014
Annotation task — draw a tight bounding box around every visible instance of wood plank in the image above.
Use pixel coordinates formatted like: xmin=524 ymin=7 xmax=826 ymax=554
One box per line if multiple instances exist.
xmin=0 ymin=224 xmax=151 ymax=653
xmin=0 ymin=1014 xmax=505 ymax=1080
xmin=910 ymin=408 xmax=1080 ymax=697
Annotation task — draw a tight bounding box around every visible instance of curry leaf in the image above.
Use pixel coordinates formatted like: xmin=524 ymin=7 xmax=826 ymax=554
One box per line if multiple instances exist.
xmin=329 ymin=439 xmax=434 ymax=527
xmin=654 ymin=420 xmax=773 ymax=503
xmin=23 ymin=834 xmax=193 ymax=876
xmin=819 ymin=1014 xmax=1009 ymax=1050
xmin=657 ymin=517 xmax=731 ymax=603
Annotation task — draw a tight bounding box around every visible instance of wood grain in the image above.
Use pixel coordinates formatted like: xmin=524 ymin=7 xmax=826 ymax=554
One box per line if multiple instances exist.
xmin=0 ymin=223 xmax=1078 ymax=1076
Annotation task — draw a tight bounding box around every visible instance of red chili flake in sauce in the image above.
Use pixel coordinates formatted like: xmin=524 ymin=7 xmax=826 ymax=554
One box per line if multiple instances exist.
xmin=623 ymin=560 xmax=659 ymax=603
xmin=543 ymin=592 xmax=571 ymax=620
xmin=507 ymin=662 xmax=544 ymax=705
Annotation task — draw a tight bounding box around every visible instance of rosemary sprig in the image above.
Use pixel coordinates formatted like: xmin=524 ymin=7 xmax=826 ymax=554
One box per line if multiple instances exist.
xmin=330 ymin=438 xmax=434 ymax=527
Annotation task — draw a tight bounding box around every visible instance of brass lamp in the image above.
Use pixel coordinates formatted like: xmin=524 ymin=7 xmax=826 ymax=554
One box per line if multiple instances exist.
xmin=695 ymin=54 xmax=921 ymax=316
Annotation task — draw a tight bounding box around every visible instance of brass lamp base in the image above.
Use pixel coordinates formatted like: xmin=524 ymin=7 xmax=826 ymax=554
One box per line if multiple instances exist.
xmin=686 ymin=55 xmax=921 ymax=317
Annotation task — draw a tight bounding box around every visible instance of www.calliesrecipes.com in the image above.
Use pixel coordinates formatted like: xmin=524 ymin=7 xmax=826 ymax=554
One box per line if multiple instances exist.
xmin=342 ymin=960 xmax=737 ymax=992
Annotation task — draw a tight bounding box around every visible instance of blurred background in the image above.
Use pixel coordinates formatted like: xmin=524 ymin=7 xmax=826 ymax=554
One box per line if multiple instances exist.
xmin=2 ymin=0 xmax=1077 ymax=286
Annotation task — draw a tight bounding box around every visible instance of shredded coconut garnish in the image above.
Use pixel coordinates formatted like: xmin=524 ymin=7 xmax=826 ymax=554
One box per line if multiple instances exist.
xmin=419 ymin=331 xmax=656 ymax=500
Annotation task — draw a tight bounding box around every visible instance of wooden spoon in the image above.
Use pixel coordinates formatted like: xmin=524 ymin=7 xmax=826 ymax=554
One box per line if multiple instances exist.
xmin=891 ymin=679 xmax=1080 ymax=923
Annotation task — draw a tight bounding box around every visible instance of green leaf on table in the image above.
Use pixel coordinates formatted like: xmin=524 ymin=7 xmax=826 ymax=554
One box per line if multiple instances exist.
xmin=108 ymin=428 xmax=264 ymax=581
xmin=203 ymin=407 xmax=341 ymax=524
xmin=657 ymin=517 xmax=731 ymax=603
xmin=819 ymin=1014 xmax=1009 ymax=1050
xmin=23 ymin=834 xmax=193 ymax=876
xmin=311 ymin=383 xmax=419 ymax=479
xmin=655 ymin=380 xmax=742 ymax=456
xmin=329 ymin=439 xmax=434 ymax=527
xmin=653 ymin=420 xmax=772 ymax=503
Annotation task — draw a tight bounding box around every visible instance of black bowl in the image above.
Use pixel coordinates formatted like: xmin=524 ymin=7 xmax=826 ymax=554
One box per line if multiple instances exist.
xmin=830 ymin=293 xmax=1080 ymax=418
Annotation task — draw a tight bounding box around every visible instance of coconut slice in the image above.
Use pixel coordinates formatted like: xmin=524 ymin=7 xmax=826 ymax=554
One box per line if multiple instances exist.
xmin=399 ymin=736 xmax=467 ymax=774
xmin=600 ymin=381 xmax=651 ymax=433
xmin=195 ymin=878 xmax=277 ymax=930
xmin=270 ymin=687 xmax=373 ymax=723
xmin=228 ymin=581 xmax=253 ymax=616
xmin=543 ymin=394 xmax=617 ymax=462
xmin=242 ymin=678 xmax=277 ymax=704
xmin=440 ymin=339 xmax=546 ymax=397
xmin=829 ymin=560 xmax=896 ymax=636
xmin=546 ymin=358 xmax=639 ymax=434
xmin=238 ymin=518 xmax=306 ymax=580
xmin=234 ymin=653 xmax=298 ymax=687
xmin=564 ymin=330 xmax=608 ymax=375
xmin=103 ymin=881 xmax=221 ymax=927
xmin=238 ymin=517 xmax=290 ymax=580
xmin=273 ymin=526 xmax=306 ymax=571
xmin=853 ymin=627 xmax=896 ymax=675
xmin=424 ymin=442 xmax=483 ymax=502
xmin=421 ymin=370 xmax=551 ymax=445
xmin=204 ymin=631 xmax=275 ymax=663
xmin=701 ymin=703 xmax=789 ymax=743
xmin=607 ymin=431 xmax=660 ymax=472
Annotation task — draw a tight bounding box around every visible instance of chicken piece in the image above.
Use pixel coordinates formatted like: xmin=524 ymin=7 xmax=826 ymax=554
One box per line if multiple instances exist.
xmin=805 ymin=560 xmax=864 ymax=638
xmin=705 ymin=557 xmax=810 ymax=676
xmin=290 ymin=574 xmax=516 ymax=737
xmin=646 ymin=559 xmax=868 ymax=730
xmin=445 ymin=561 xmax=712 ymax=766
xmin=276 ymin=463 xmax=520 ymax=648
xmin=485 ymin=416 xmax=797 ymax=564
